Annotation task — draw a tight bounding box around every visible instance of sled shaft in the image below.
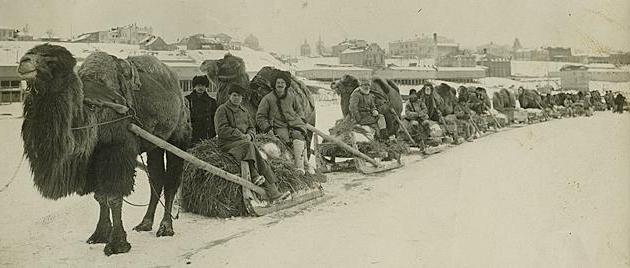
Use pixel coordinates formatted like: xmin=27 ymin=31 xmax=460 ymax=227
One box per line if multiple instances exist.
xmin=390 ymin=108 xmax=417 ymax=146
xmin=129 ymin=124 xmax=266 ymax=195
xmin=304 ymin=124 xmax=379 ymax=167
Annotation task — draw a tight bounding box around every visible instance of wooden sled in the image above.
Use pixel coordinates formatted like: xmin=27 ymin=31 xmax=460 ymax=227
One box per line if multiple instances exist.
xmin=129 ymin=124 xmax=323 ymax=216
xmin=240 ymin=162 xmax=324 ymax=216
xmin=306 ymin=124 xmax=403 ymax=174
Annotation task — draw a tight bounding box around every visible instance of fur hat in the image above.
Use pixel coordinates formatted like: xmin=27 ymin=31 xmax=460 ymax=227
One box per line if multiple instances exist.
xmin=227 ymin=83 xmax=247 ymax=96
xmin=271 ymin=70 xmax=292 ymax=89
xmin=192 ymin=75 xmax=210 ymax=88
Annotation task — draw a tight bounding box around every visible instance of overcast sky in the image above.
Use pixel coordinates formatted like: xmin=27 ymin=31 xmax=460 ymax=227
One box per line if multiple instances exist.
xmin=1 ymin=0 xmax=629 ymax=55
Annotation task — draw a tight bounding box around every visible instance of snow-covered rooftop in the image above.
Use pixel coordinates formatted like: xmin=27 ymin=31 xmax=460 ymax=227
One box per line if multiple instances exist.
xmin=341 ymin=48 xmax=365 ymax=54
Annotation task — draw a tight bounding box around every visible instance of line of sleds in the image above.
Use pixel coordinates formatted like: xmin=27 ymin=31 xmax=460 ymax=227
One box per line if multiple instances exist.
xmin=135 ymin=68 xmax=600 ymax=219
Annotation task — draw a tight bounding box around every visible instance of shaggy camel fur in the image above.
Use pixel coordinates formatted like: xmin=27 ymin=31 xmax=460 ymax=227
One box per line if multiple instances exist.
xmin=18 ymin=44 xmax=191 ymax=255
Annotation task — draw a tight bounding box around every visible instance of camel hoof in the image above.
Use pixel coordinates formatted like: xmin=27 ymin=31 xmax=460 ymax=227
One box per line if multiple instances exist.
xmin=87 ymin=225 xmax=111 ymax=244
xmin=156 ymin=222 xmax=174 ymax=237
xmin=104 ymin=240 xmax=131 ymax=256
xmin=133 ymin=219 xmax=153 ymax=232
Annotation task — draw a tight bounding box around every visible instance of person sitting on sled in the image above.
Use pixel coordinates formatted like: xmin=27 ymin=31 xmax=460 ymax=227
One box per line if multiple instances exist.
xmin=614 ymin=93 xmax=626 ymax=113
xmin=349 ymin=79 xmax=386 ymax=139
xmin=215 ymin=83 xmax=290 ymax=202
xmin=402 ymin=89 xmax=430 ymax=142
xmin=256 ymin=71 xmax=314 ymax=175
xmin=563 ymin=97 xmax=575 ymax=117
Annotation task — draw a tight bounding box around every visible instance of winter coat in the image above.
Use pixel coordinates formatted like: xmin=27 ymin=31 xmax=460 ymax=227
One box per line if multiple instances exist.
xmin=404 ymin=99 xmax=428 ymax=121
xmin=256 ymin=90 xmax=306 ymax=133
xmin=454 ymin=103 xmax=472 ymax=120
xmin=420 ymin=92 xmax=444 ymax=122
xmin=349 ymin=88 xmax=379 ymax=125
xmin=186 ymin=91 xmax=217 ymax=143
xmin=214 ymin=101 xmax=256 ymax=149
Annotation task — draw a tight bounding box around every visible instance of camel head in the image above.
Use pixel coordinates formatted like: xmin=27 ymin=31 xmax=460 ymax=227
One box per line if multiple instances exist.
xmin=18 ymin=44 xmax=76 ymax=83
xmin=216 ymin=54 xmax=246 ymax=81
xmin=200 ymin=59 xmax=218 ymax=81
xmin=332 ymin=74 xmax=358 ymax=93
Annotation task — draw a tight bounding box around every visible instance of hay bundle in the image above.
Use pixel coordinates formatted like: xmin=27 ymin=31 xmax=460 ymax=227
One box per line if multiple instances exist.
xmin=180 ymin=139 xmax=318 ymax=218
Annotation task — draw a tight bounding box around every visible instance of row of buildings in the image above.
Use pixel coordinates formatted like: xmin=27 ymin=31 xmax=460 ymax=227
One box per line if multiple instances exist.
xmin=298 ymin=33 xmax=511 ymax=79
xmin=72 ymin=24 xmax=262 ymax=52
xmin=3 ymin=24 xmax=263 ymax=52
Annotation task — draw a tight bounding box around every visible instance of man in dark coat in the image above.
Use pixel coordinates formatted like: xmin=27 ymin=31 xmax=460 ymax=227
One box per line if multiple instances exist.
xmin=402 ymin=89 xmax=429 ymax=142
xmin=215 ymin=83 xmax=290 ymax=202
xmin=186 ymin=75 xmax=218 ymax=144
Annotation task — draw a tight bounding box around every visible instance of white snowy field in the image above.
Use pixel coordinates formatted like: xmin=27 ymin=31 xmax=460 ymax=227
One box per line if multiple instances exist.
xmin=0 ymin=101 xmax=629 ymax=267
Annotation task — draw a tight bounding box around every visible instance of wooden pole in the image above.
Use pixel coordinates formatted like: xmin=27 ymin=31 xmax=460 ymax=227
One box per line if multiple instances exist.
xmin=304 ymin=124 xmax=380 ymax=167
xmin=129 ymin=123 xmax=266 ymax=195
xmin=390 ymin=108 xmax=417 ymax=146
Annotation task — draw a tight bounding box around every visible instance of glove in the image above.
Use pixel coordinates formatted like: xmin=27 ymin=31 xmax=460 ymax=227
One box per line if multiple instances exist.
xmin=372 ymin=110 xmax=379 ymax=116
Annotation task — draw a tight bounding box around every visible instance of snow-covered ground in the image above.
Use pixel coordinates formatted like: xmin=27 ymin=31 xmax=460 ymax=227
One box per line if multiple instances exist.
xmin=0 ymin=101 xmax=628 ymax=267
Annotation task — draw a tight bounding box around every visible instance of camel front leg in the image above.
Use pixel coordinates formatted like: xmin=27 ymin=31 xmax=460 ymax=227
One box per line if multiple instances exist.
xmin=104 ymin=195 xmax=131 ymax=256
xmin=86 ymin=192 xmax=111 ymax=244
xmin=156 ymin=151 xmax=184 ymax=237
xmin=134 ymin=149 xmax=166 ymax=232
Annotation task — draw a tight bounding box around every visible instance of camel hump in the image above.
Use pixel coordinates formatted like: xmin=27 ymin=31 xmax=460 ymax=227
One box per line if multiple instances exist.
xmin=127 ymin=55 xmax=179 ymax=87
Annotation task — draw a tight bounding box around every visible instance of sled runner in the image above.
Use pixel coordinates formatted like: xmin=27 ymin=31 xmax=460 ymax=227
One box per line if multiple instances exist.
xmin=129 ymin=124 xmax=323 ymax=216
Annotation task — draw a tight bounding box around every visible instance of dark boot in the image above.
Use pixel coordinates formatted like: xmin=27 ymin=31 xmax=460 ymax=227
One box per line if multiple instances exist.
xmin=263 ymin=182 xmax=290 ymax=202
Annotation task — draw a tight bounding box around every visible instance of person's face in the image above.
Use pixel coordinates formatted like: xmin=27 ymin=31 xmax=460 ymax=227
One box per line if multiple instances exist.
xmin=194 ymin=85 xmax=206 ymax=93
xmin=229 ymin=92 xmax=242 ymax=105
xmin=359 ymin=83 xmax=371 ymax=94
xmin=424 ymin=86 xmax=432 ymax=95
xmin=275 ymin=78 xmax=287 ymax=95
xmin=409 ymin=94 xmax=418 ymax=102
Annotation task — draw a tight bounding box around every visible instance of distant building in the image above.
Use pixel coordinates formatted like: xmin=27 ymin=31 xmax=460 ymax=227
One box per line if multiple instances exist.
xmin=609 ymin=52 xmax=630 ymax=65
xmin=476 ymin=42 xmax=512 ymax=58
xmin=139 ymin=35 xmax=175 ymax=51
xmin=388 ymin=33 xmax=459 ymax=59
xmin=586 ymin=53 xmax=610 ymax=64
xmin=331 ymin=39 xmax=367 ymax=57
xmin=243 ymin=34 xmax=260 ymax=50
xmin=567 ymin=53 xmax=610 ymax=64
xmin=72 ymin=24 xmax=153 ymax=44
xmin=0 ymin=27 xmax=16 ymax=41
xmin=186 ymin=33 xmax=241 ymax=50
xmin=295 ymin=64 xmax=373 ymax=81
xmin=513 ymin=48 xmax=550 ymax=61
xmin=557 ymin=65 xmax=590 ymax=91
xmin=477 ymin=53 xmax=511 ymax=77
xmin=376 ymin=66 xmax=486 ymax=84
xmin=552 ymin=64 xmax=630 ymax=91
xmin=300 ymin=39 xmax=311 ymax=56
xmin=72 ymin=32 xmax=100 ymax=43
xmin=339 ymin=43 xmax=385 ymax=67
xmin=546 ymin=47 xmax=572 ymax=62
xmin=314 ymin=35 xmax=331 ymax=57
xmin=512 ymin=38 xmax=523 ymax=51
xmin=437 ymin=54 xmax=476 ymax=67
